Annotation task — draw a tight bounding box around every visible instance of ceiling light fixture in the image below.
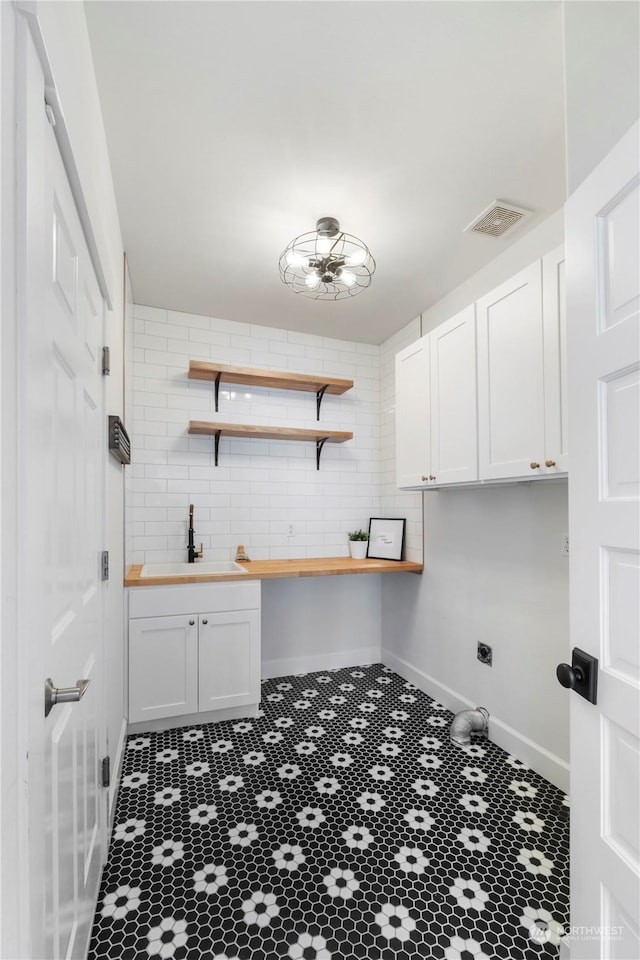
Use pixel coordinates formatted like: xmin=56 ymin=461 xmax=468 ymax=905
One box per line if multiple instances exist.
xmin=279 ymin=217 xmax=376 ymax=300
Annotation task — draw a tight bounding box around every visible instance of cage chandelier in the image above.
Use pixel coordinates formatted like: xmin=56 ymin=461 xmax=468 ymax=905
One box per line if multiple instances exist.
xmin=279 ymin=217 xmax=376 ymax=301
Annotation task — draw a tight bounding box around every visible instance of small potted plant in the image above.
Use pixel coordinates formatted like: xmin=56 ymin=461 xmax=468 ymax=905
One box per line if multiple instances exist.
xmin=347 ymin=528 xmax=369 ymax=560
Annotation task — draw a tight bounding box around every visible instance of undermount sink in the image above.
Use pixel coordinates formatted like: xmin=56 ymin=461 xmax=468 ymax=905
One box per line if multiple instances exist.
xmin=140 ymin=561 xmax=248 ymax=577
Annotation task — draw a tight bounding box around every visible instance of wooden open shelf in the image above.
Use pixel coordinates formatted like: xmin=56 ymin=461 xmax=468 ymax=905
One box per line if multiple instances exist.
xmin=188 ymin=361 xmax=353 ymax=419
xmin=188 ymin=420 xmax=353 ymax=469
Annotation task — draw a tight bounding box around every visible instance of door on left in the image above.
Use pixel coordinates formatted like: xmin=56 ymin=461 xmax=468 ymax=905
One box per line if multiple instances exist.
xmin=17 ymin=17 xmax=107 ymax=959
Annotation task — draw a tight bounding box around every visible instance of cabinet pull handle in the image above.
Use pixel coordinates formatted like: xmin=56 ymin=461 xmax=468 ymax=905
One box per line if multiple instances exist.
xmin=545 ymin=459 xmax=556 ymax=468
xmin=202 ymin=619 xmax=208 ymax=625
xmin=530 ymin=462 xmax=540 ymax=470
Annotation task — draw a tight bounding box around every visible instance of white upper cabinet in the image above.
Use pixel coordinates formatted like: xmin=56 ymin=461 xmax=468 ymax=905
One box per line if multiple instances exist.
xmin=395 ymin=305 xmax=477 ymax=488
xmin=395 ymin=249 xmax=567 ymax=489
xmin=542 ymin=245 xmax=568 ymax=474
xmin=430 ymin=304 xmax=478 ymax=484
xmin=395 ymin=335 xmax=431 ymax=488
xmin=477 ymin=262 xmax=546 ymax=480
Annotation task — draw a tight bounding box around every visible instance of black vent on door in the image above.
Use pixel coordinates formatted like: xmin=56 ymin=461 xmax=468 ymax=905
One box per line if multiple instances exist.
xmin=108 ymin=415 xmax=131 ymax=465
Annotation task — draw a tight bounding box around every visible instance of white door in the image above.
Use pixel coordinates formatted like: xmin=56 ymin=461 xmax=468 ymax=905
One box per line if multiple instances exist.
xmin=566 ymin=120 xmax=640 ymax=959
xmin=395 ymin=335 xmax=431 ymax=488
xmin=477 ymin=262 xmax=546 ymax=480
xmin=18 ymin=23 xmax=106 ymax=960
xmin=430 ymin=303 xmax=478 ymax=484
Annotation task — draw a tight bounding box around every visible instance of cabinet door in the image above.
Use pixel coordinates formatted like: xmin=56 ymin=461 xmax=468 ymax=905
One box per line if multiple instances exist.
xmin=395 ymin=335 xmax=431 ymax=488
xmin=542 ymin=245 xmax=568 ymax=473
xmin=430 ymin=304 xmax=478 ymax=484
xmin=198 ymin=610 xmax=260 ymax=711
xmin=129 ymin=616 xmax=198 ymax=723
xmin=477 ymin=262 xmax=545 ymax=480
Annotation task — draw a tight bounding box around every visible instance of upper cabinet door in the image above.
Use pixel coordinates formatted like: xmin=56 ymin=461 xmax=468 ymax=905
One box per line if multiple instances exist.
xmin=477 ymin=262 xmax=545 ymax=480
xmin=430 ymin=304 xmax=478 ymax=484
xmin=395 ymin=335 xmax=431 ymax=488
xmin=542 ymin=245 xmax=568 ymax=474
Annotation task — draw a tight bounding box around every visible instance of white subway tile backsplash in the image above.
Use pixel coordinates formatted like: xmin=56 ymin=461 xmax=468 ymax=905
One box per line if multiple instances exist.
xmin=188 ymin=328 xmax=231 ymax=347
xmin=170 ymin=310 xmax=211 ymax=330
xmin=134 ymin=333 xmax=168 ymax=352
xmin=144 ymin=320 xmax=189 ymax=341
xmin=125 ymin=305 xmax=426 ymax=566
xmin=134 ymin=304 xmax=168 ymax=322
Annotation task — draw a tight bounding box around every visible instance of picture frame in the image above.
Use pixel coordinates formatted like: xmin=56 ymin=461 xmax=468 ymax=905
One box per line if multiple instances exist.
xmin=367 ymin=517 xmax=405 ymax=561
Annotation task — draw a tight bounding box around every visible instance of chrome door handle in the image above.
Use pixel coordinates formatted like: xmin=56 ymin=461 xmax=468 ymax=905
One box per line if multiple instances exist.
xmin=44 ymin=677 xmax=91 ymax=718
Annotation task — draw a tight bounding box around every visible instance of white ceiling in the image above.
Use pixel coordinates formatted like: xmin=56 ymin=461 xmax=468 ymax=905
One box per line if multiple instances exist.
xmin=85 ymin=1 xmax=566 ymax=344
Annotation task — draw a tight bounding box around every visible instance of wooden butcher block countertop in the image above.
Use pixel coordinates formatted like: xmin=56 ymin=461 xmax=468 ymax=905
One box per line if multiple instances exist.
xmin=125 ymin=557 xmax=423 ymax=586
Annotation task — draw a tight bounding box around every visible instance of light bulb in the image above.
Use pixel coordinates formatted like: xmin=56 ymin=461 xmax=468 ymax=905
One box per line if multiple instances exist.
xmin=346 ymin=248 xmax=367 ymax=266
xmin=305 ymin=273 xmax=320 ymax=289
xmin=339 ymin=269 xmax=356 ymax=287
xmin=286 ymin=249 xmax=308 ymax=267
xmin=316 ymin=235 xmax=332 ymax=255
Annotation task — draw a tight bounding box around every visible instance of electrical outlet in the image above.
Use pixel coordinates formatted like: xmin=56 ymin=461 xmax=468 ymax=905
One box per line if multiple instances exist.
xmin=288 ymin=522 xmax=296 ymax=536
xmin=561 ymin=534 xmax=569 ymax=557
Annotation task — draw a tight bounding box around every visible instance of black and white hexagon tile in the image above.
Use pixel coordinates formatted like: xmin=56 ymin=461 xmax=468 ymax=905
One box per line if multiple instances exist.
xmin=88 ymin=665 xmax=569 ymax=960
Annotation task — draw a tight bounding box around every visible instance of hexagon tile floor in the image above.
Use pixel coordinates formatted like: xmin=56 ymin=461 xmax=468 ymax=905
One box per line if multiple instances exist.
xmin=88 ymin=664 xmax=569 ymax=960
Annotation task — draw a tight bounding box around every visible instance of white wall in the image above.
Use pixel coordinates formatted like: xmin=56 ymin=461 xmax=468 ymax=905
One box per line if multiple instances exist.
xmin=380 ymin=212 xmax=570 ymax=791
xmin=563 ymin=1 xmax=640 ymax=193
xmin=261 ymin=575 xmax=382 ymax=678
xmin=127 ymin=304 xmax=381 ymax=564
xmin=418 ymin=209 xmax=564 ymax=334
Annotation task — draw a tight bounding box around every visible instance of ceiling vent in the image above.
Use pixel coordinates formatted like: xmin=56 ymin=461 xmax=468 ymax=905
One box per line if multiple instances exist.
xmin=464 ymin=200 xmax=532 ymax=238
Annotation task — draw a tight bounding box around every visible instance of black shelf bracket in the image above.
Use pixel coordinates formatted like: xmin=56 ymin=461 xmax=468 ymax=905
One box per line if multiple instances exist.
xmin=316 ymin=384 xmax=329 ymax=420
xmin=316 ymin=437 xmax=329 ymax=470
xmin=213 ymin=430 xmax=221 ymax=466
xmin=213 ymin=372 xmax=222 ymax=413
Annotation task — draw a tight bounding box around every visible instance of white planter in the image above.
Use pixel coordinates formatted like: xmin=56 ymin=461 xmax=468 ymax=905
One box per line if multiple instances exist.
xmin=348 ymin=540 xmax=368 ymax=559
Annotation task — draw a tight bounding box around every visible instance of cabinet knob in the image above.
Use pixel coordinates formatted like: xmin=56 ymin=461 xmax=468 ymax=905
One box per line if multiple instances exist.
xmin=530 ymin=462 xmax=540 ymax=470
xmin=202 ymin=619 xmax=208 ymax=625
xmin=545 ymin=459 xmax=556 ymax=468
xmin=421 ymin=475 xmax=429 ymax=482
xmin=429 ymin=475 xmax=436 ymax=481
xmin=189 ymin=620 xmax=195 ymax=626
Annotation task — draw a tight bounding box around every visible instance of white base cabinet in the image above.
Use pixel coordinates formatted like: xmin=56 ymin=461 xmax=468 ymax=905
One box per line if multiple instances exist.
xmin=128 ymin=581 xmax=261 ymax=726
xmin=198 ymin=609 xmax=260 ymax=712
xmin=129 ymin=615 xmax=198 ymax=722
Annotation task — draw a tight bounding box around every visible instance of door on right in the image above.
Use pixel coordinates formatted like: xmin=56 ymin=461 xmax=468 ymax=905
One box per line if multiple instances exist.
xmin=566 ymin=120 xmax=639 ymax=959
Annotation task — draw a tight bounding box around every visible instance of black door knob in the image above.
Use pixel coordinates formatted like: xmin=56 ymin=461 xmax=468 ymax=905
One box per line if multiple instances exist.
xmin=556 ymin=648 xmax=598 ymax=704
xmin=556 ymin=662 xmax=585 ymax=689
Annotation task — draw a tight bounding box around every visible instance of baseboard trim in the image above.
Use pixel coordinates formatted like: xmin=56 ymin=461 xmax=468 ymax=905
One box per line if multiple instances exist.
xmin=262 ymin=647 xmax=381 ymax=680
xmin=127 ymin=703 xmax=259 ymax=735
xmin=382 ymin=648 xmax=569 ymax=793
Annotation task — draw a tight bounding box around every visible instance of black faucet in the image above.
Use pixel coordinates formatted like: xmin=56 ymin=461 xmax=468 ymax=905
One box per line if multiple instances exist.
xmin=187 ymin=503 xmax=203 ymax=563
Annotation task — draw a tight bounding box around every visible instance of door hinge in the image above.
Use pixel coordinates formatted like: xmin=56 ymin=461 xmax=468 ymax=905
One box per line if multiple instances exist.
xmin=101 ymin=550 xmax=109 ymax=581
xmin=44 ymin=101 xmax=56 ymax=127
xmin=101 ymin=756 xmax=111 ymax=788
xmin=102 ymin=346 xmax=111 ymax=376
